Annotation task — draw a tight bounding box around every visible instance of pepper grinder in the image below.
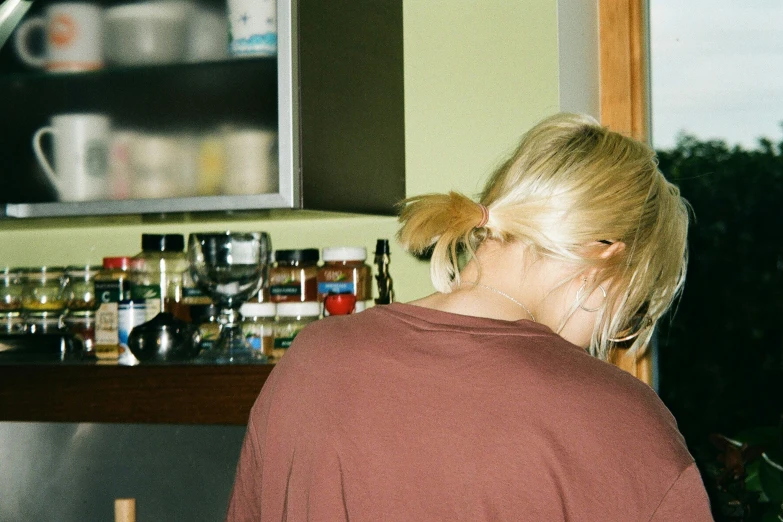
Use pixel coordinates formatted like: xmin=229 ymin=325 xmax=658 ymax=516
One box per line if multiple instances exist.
xmin=115 ymin=498 xmax=136 ymax=522
xmin=373 ymin=239 xmax=395 ymax=305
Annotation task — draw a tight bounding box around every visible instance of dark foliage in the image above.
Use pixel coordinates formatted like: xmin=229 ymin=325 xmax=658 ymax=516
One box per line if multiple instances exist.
xmin=655 ymin=133 xmax=783 ymax=520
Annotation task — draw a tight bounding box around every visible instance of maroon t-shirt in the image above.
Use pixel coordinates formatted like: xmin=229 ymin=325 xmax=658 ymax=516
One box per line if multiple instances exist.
xmin=226 ymin=303 xmax=713 ymax=521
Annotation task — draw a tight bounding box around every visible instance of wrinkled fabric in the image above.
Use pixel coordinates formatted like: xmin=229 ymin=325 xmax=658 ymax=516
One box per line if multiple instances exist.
xmin=226 ymin=303 xmax=713 ymax=521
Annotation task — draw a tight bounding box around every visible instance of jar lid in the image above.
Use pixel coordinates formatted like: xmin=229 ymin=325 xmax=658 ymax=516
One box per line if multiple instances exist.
xmin=1 ymin=267 xmax=23 ymax=282
xmin=374 ymin=239 xmax=391 ymax=255
xmin=322 ymin=246 xmax=367 ymax=262
xmin=103 ymin=257 xmax=132 ymax=270
xmin=141 ymin=234 xmax=185 ymax=253
xmin=65 ymin=265 xmax=101 ymax=278
xmin=274 ymin=249 xmax=319 ymax=264
xmin=277 ymin=301 xmax=321 ymax=317
xmin=22 ymin=266 xmax=65 ymax=280
xmin=240 ymin=302 xmax=277 ymax=317
xmin=64 ymin=310 xmax=96 ymax=321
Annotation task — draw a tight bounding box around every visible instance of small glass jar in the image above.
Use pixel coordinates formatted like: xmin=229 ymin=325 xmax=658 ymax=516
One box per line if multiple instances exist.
xmin=27 ymin=313 xmax=64 ymax=335
xmin=0 ymin=267 xmax=25 ymax=334
xmin=0 ymin=267 xmax=24 ymax=313
xmin=64 ymin=310 xmax=96 ymax=358
xmin=317 ymin=247 xmax=372 ymax=312
xmin=22 ymin=266 xmax=67 ymax=315
xmin=273 ymin=302 xmax=320 ymax=362
xmin=64 ymin=265 xmax=101 ymax=312
xmin=240 ymin=302 xmax=276 ymax=362
xmin=191 ymin=304 xmax=221 ymax=355
xmin=270 ymin=249 xmax=319 ymax=303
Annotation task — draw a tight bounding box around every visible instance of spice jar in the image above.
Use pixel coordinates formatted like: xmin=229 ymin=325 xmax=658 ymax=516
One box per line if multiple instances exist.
xmin=317 ymin=246 xmax=372 ymax=312
xmin=27 ymin=314 xmax=64 ymax=335
xmin=94 ymin=257 xmax=133 ymax=361
xmin=0 ymin=267 xmax=24 ymax=333
xmin=190 ymin=304 xmax=221 ymax=355
xmin=64 ymin=311 xmax=96 ymax=357
xmin=273 ymin=302 xmax=320 ymax=362
xmin=269 ymin=249 xmax=319 ymax=303
xmin=64 ymin=265 xmax=101 ymax=312
xmin=240 ymin=302 xmax=276 ymax=361
xmin=130 ymin=234 xmax=187 ymax=321
xmin=22 ymin=266 xmax=67 ymax=317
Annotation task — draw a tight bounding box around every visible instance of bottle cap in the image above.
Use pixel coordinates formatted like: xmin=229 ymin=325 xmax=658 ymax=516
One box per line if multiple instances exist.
xmin=103 ymin=257 xmax=132 ymax=270
xmin=141 ymin=234 xmax=185 ymax=252
xmin=277 ymin=301 xmax=321 ymax=318
xmin=322 ymin=246 xmax=367 ymax=262
xmin=374 ymin=239 xmax=391 ymax=255
xmin=274 ymin=249 xmax=320 ymax=264
xmin=240 ymin=302 xmax=277 ymax=318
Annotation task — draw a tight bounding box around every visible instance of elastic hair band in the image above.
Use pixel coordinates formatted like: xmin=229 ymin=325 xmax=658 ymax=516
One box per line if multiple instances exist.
xmin=476 ymin=204 xmax=489 ymax=229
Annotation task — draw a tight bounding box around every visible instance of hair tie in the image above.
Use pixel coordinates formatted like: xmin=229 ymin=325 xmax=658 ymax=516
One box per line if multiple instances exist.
xmin=476 ymin=204 xmax=489 ymax=229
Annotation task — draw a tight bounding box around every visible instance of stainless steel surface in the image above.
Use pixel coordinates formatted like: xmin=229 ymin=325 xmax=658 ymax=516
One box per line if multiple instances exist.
xmin=4 ymin=193 xmax=294 ymax=218
xmin=0 ymin=422 xmax=246 ymax=521
xmin=277 ymin=0 xmax=299 ymax=210
xmin=0 ymin=0 xmax=32 ymax=49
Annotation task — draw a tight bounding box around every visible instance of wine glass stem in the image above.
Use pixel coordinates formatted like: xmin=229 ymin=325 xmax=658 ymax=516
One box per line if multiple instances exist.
xmin=219 ymin=307 xmax=246 ymax=354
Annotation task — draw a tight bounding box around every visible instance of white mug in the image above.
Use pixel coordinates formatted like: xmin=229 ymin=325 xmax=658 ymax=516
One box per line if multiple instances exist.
xmin=104 ymin=2 xmax=190 ymax=66
xmin=227 ymin=0 xmax=276 ymax=57
xmin=223 ymin=128 xmax=278 ymax=195
xmin=14 ymin=3 xmax=103 ymax=72
xmin=32 ymin=114 xmax=111 ymax=201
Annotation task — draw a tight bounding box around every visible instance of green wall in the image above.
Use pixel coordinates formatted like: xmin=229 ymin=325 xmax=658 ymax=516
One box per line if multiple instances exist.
xmin=0 ymin=1 xmax=561 ymax=302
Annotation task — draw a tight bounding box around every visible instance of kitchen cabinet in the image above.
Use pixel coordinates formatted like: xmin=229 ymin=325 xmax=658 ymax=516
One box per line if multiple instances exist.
xmin=0 ymin=0 xmax=405 ymax=218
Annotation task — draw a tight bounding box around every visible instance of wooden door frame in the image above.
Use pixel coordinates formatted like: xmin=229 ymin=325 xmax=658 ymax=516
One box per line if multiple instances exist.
xmin=599 ymin=0 xmax=654 ymax=384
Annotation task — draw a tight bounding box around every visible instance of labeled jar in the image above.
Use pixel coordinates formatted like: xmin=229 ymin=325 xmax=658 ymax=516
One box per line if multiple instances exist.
xmin=64 ymin=265 xmax=101 ymax=312
xmin=94 ymin=256 xmax=133 ymax=361
xmin=240 ymin=301 xmax=276 ymax=361
xmin=22 ymin=266 xmax=67 ymax=315
xmin=269 ymin=249 xmax=319 ymax=303
xmin=117 ymin=300 xmax=146 ymax=365
xmin=64 ymin=311 xmax=96 ymax=358
xmin=130 ymin=234 xmax=187 ymax=322
xmin=273 ymin=302 xmax=320 ymax=362
xmin=317 ymin=247 xmax=371 ymax=312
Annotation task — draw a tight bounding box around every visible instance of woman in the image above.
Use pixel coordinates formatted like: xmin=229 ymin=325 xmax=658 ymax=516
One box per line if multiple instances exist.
xmin=226 ymin=113 xmax=713 ymax=521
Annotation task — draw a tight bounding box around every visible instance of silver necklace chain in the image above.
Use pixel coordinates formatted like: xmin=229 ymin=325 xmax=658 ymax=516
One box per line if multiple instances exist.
xmin=462 ymin=281 xmax=536 ymax=322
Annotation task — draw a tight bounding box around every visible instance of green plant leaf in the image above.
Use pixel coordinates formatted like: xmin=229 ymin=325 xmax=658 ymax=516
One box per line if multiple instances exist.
xmin=760 ymin=459 xmax=783 ymax=502
xmin=759 ymin=503 xmax=783 ymax=522
xmin=748 ymin=460 xmax=764 ymax=493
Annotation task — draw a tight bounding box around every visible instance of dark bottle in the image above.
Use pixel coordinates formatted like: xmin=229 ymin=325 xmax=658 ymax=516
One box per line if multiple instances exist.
xmin=374 ymin=239 xmax=395 ymax=305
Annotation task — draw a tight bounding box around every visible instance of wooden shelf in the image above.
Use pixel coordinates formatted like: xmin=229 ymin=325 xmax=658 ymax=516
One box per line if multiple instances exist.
xmin=0 ymin=364 xmax=273 ymax=425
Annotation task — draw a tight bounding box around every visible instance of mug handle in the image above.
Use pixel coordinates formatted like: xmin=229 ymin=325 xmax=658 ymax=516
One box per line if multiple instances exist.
xmin=13 ymin=17 xmax=47 ymax=68
xmin=32 ymin=126 xmax=62 ymax=192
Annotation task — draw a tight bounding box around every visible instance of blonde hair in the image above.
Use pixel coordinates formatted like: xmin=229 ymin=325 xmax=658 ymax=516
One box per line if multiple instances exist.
xmin=397 ymin=113 xmax=689 ymax=360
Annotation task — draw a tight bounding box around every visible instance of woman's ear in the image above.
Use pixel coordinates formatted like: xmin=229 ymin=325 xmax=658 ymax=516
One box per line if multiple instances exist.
xmin=600 ymin=241 xmax=625 ymax=259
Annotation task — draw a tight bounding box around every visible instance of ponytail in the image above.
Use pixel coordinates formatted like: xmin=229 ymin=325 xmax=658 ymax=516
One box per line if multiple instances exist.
xmin=397 ymin=192 xmax=487 ymax=292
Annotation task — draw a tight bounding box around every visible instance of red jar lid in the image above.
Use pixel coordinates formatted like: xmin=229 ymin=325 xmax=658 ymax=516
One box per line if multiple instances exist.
xmin=103 ymin=257 xmax=132 ymax=270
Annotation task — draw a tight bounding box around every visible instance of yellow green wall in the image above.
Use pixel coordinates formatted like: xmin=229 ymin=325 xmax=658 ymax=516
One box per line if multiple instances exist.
xmin=0 ymin=1 xmax=562 ymax=302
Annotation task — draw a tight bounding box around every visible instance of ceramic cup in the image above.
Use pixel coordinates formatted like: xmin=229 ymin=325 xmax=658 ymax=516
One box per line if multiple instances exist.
xmin=32 ymin=113 xmax=111 ymax=201
xmin=104 ymin=1 xmax=190 ymax=66
xmin=14 ymin=2 xmax=104 ymax=72
xmin=223 ymin=127 xmax=278 ymax=195
xmin=227 ymin=0 xmax=276 ymax=57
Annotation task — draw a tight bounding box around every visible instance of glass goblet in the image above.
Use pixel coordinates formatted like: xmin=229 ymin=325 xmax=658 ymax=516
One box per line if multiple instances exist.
xmin=187 ymin=232 xmax=270 ymax=363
